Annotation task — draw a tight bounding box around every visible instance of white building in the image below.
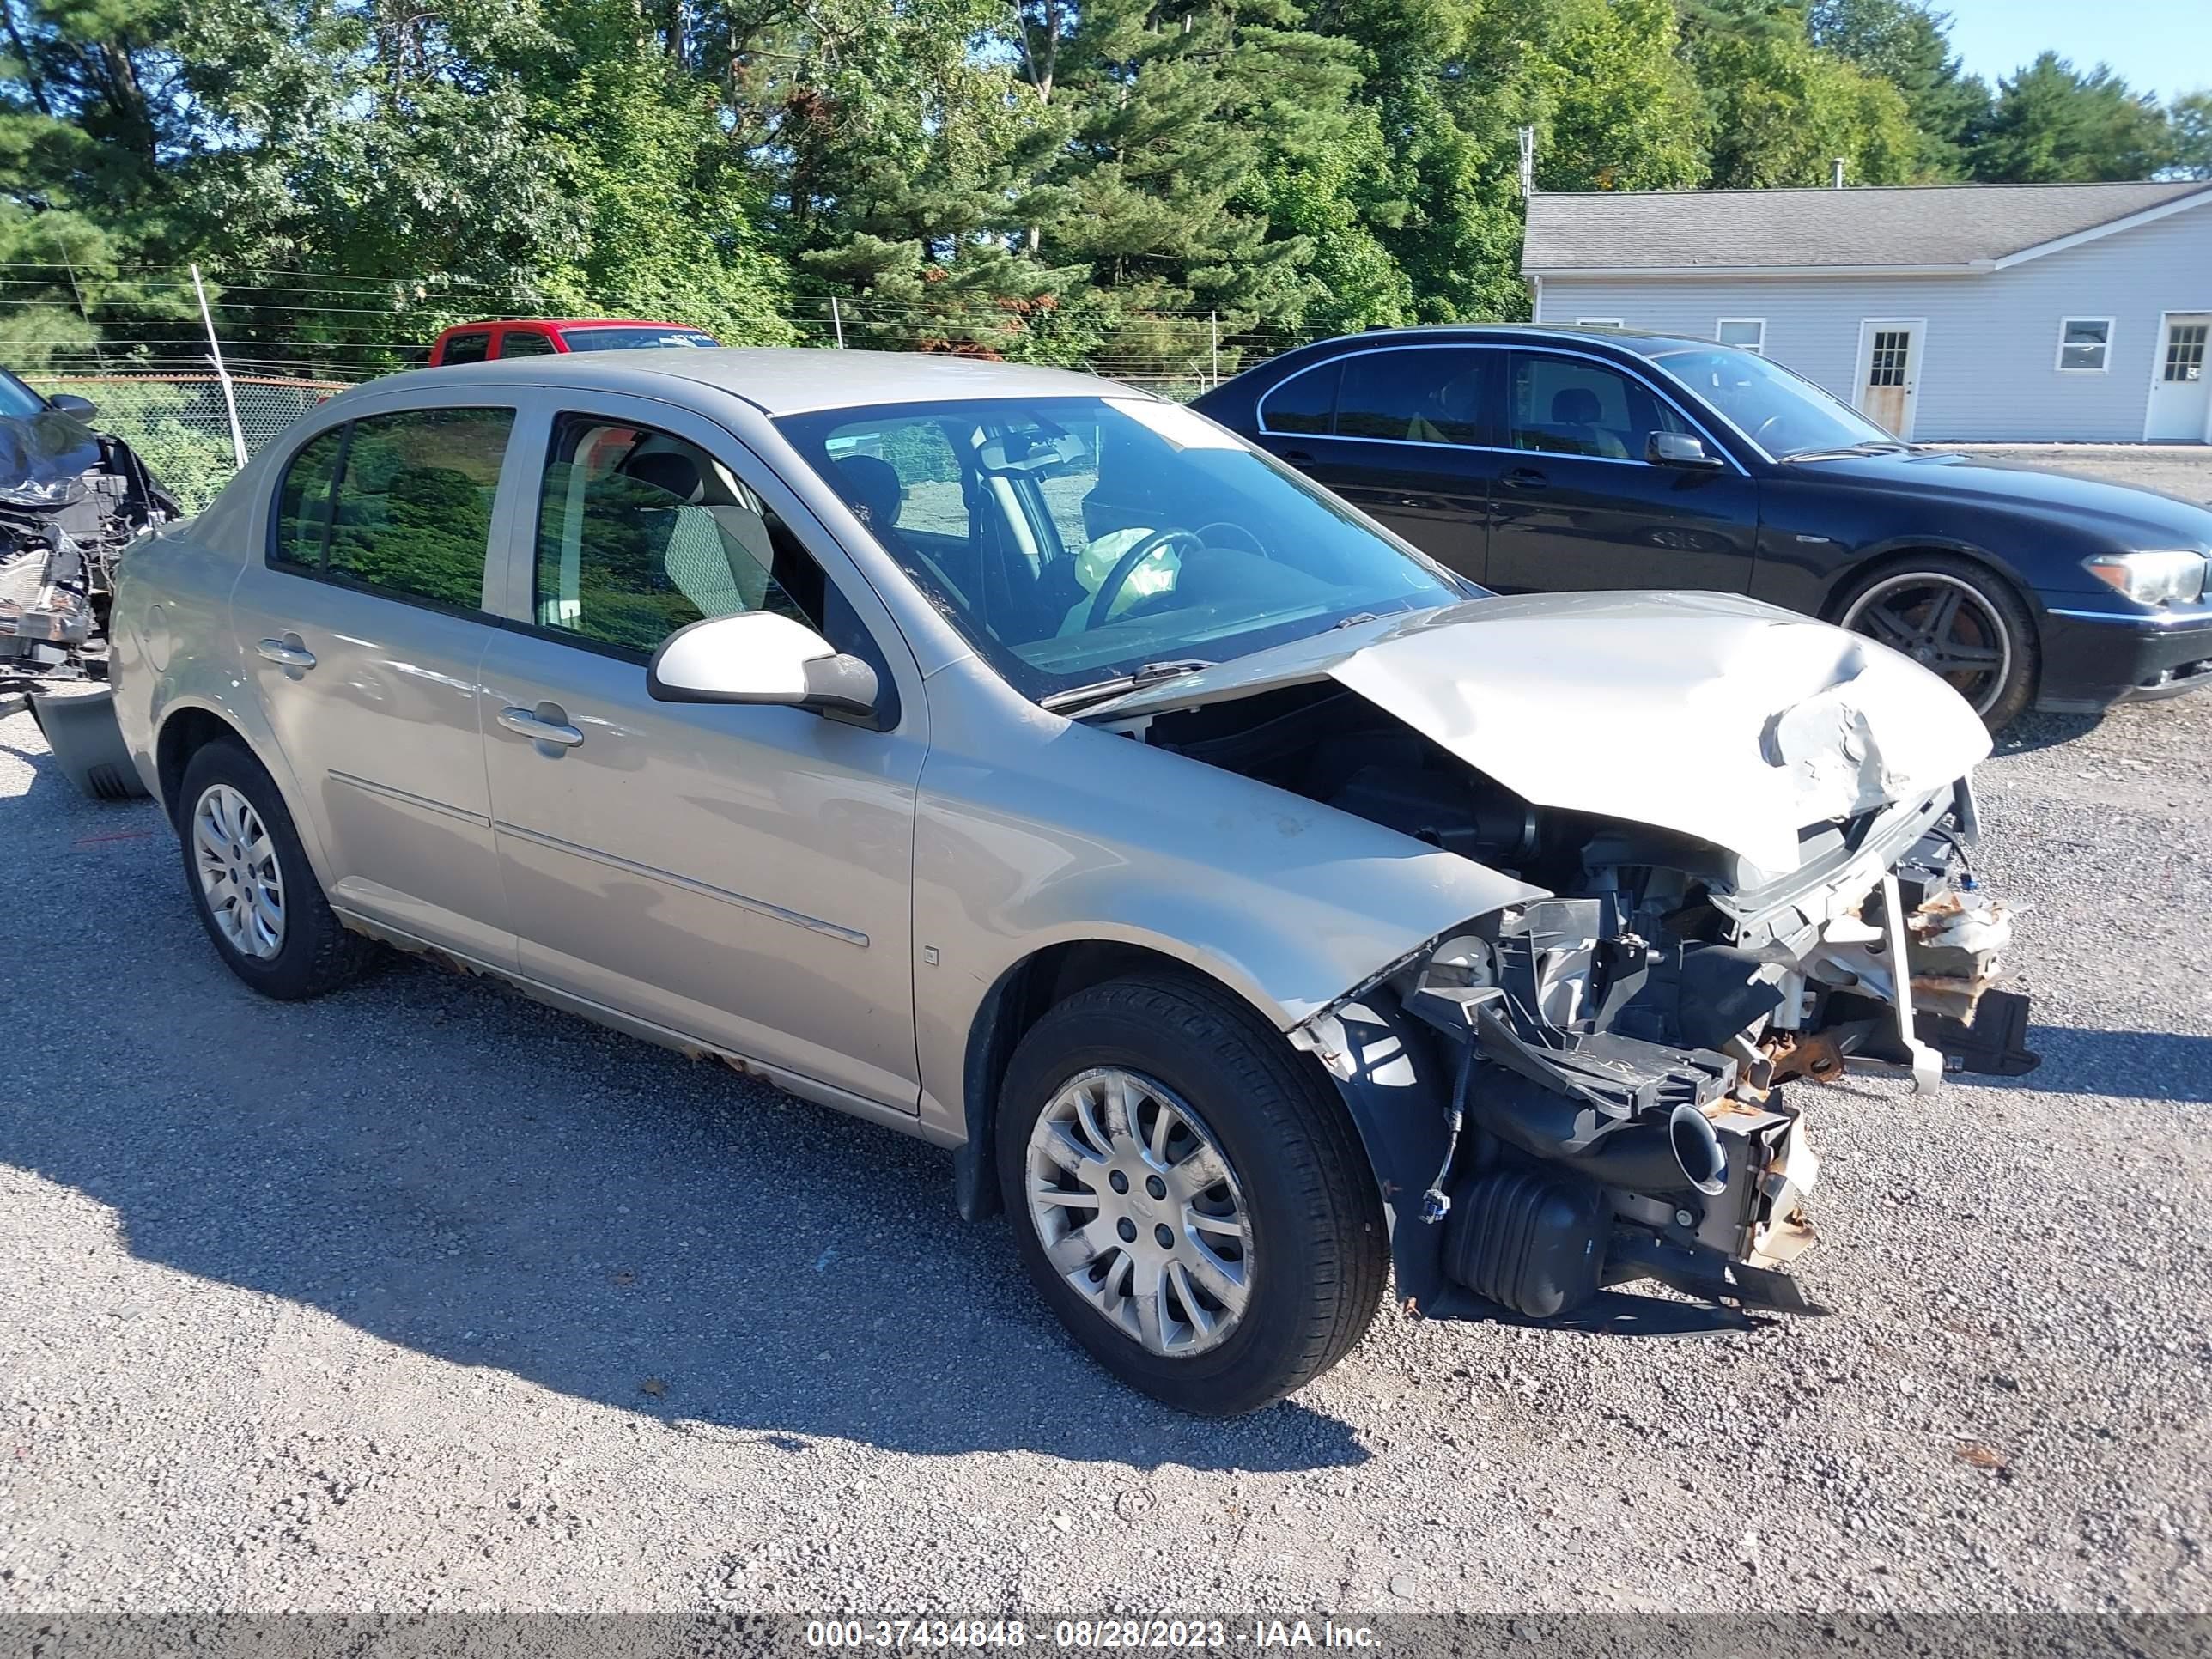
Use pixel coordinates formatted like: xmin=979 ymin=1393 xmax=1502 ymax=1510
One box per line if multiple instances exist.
xmin=1523 ymin=179 xmax=2212 ymax=443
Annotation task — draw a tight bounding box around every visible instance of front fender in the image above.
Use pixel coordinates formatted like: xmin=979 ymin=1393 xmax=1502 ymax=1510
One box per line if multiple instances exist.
xmin=908 ymin=657 xmax=1539 ymax=1146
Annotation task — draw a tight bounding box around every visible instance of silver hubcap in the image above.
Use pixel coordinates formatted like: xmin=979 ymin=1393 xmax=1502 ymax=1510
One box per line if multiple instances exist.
xmin=191 ymin=783 xmax=286 ymax=959
xmin=1025 ymin=1066 xmax=1254 ymax=1358
xmin=1840 ymin=572 xmax=2013 ymax=715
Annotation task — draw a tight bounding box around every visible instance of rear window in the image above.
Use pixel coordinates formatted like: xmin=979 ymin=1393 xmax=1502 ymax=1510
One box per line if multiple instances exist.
xmin=557 ymin=326 xmax=720 ymax=351
xmin=269 ymin=408 xmax=514 ymax=612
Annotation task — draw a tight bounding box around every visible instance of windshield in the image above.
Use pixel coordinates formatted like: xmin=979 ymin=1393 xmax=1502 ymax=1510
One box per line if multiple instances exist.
xmin=0 ymin=368 xmax=48 ymax=420
xmin=1646 ymin=346 xmax=1902 ymax=457
xmin=559 ymin=326 xmax=720 ymax=351
xmin=777 ymin=395 xmax=1468 ymax=704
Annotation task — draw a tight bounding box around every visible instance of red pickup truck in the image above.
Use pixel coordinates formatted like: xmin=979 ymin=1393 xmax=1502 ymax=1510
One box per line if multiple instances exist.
xmin=427 ymin=319 xmax=721 ymax=364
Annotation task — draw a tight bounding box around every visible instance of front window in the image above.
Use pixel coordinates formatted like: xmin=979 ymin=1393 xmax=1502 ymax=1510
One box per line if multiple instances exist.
xmin=1507 ymin=353 xmax=1691 ymax=461
xmin=557 ymin=326 xmax=720 ymax=352
xmin=0 ymin=369 xmax=47 ymax=419
xmin=1644 ymin=344 xmax=1899 ymax=457
xmin=776 ymin=396 xmax=1467 ymax=705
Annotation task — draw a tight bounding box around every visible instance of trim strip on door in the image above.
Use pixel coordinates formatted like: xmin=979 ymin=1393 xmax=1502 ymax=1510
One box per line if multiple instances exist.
xmin=328 ymin=769 xmax=492 ymax=829
xmin=492 ymin=819 xmax=870 ymax=947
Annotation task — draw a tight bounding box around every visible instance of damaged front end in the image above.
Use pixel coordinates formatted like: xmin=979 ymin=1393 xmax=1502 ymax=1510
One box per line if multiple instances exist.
xmin=0 ymin=400 xmax=176 ymax=799
xmin=1290 ymin=781 xmax=2035 ymax=1328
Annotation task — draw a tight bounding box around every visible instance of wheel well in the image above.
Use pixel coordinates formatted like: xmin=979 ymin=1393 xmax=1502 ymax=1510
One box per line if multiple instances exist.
xmin=1821 ymin=546 xmax=2027 ymax=625
xmin=155 ymin=707 xmax=245 ymax=819
xmin=951 ymin=939 xmax=1263 ymax=1222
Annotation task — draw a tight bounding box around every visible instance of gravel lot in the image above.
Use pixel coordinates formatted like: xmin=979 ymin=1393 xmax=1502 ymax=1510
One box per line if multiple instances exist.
xmin=4 ymin=451 xmax=2210 ymax=1616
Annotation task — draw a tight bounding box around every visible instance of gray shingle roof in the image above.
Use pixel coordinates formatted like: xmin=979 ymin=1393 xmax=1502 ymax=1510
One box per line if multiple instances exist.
xmin=1522 ymin=180 xmax=2212 ymax=273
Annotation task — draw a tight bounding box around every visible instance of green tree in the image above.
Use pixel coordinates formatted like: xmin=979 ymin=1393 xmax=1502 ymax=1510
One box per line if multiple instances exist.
xmin=1971 ymin=53 xmax=2173 ymax=181
xmin=1808 ymin=0 xmax=1990 ymax=174
xmin=2161 ymin=88 xmax=2211 ymax=180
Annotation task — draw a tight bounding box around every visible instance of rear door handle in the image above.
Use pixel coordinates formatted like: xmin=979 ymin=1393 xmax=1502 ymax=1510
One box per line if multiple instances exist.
xmin=256 ymin=635 xmax=316 ymax=671
xmin=1501 ymin=468 xmax=1548 ymax=490
xmin=497 ymin=705 xmax=585 ymax=749
xmin=1279 ymin=449 xmax=1316 ymax=464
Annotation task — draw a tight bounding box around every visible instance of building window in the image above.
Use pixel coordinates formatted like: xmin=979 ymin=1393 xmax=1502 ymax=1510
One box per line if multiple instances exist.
xmin=1717 ymin=319 xmax=1766 ymax=355
xmin=2056 ymin=318 xmax=2112 ymax=373
xmin=2163 ymin=322 xmax=2207 ymax=383
xmin=1574 ymin=319 xmax=1625 ymax=330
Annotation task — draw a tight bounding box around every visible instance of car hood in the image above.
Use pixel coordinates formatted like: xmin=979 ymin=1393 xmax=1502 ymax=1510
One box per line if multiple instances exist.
xmin=1799 ymin=451 xmax=2212 ymax=545
xmin=1080 ymin=590 xmax=1992 ymax=878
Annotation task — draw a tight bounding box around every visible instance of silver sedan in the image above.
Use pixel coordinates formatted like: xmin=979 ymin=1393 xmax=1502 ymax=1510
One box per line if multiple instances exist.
xmin=111 ymin=349 xmax=2036 ymax=1412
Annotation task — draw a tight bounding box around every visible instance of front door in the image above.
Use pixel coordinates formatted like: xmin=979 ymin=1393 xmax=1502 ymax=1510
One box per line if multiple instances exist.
xmin=1856 ymin=320 xmax=1923 ymax=438
xmin=1483 ymin=349 xmax=1760 ymax=595
xmin=477 ymin=397 xmax=926 ymax=1110
xmin=1252 ymin=346 xmax=1493 ymax=582
xmin=2147 ymin=315 xmax=2210 ymax=442
xmin=229 ymin=400 xmax=522 ymax=964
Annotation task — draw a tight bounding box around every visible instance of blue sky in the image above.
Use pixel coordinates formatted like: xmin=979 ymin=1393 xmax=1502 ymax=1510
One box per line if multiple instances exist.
xmin=1940 ymin=0 xmax=2211 ymax=101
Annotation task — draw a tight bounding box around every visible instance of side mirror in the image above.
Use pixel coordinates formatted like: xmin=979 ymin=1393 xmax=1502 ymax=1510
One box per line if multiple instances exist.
xmin=647 ymin=611 xmax=881 ymax=725
xmin=46 ymin=392 xmax=98 ymax=420
xmin=1648 ymin=430 xmax=1722 ymax=468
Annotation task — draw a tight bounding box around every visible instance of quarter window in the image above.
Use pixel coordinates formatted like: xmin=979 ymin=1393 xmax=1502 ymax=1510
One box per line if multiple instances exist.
xmin=2057 ymin=318 xmax=2112 ymax=373
xmin=1717 ymin=319 xmax=1766 ymax=355
xmin=269 ymin=409 xmax=512 ymax=612
xmin=440 ymin=331 xmax=491 ymax=365
xmin=1507 ymin=354 xmax=1687 ymax=461
xmin=1334 ymin=349 xmax=1485 ymax=444
xmin=532 ymin=414 xmax=823 ymax=654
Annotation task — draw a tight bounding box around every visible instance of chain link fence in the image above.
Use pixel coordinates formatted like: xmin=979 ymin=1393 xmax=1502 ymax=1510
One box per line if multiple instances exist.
xmin=4 ymin=266 xmax=1346 ymax=510
xmin=24 ymin=374 xmax=350 ymax=510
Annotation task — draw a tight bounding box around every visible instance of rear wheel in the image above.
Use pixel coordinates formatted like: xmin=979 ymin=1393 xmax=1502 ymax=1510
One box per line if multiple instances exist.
xmin=1835 ymin=556 xmax=2037 ymax=730
xmin=176 ymin=739 xmax=374 ymax=1000
xmin=996 ymin=973 xmax=1388 ymax=1414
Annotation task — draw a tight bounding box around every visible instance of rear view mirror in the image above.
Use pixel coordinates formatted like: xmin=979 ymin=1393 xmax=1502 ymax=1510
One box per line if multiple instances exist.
xmin=1648 ymin=431 xmax=1722 ymax=468
xmin=647 ymin=611 xmax=881 ymax=726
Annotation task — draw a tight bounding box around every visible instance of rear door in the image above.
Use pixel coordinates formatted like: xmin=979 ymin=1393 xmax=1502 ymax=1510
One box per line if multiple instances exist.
xmin=1250 ymin=346 xmax=1494 ymax=584
xmin=1484 ymin=348 xmax=1760 ymax=595
xmin=229 ymin=397 xmax=526 ymax=963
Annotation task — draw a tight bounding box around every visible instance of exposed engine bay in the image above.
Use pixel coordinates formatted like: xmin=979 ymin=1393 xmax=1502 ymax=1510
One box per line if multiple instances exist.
xmin=0 ymin=404 xmax=178 ymax=684
xmin=1109 ymin=678 xmax=2039 ymax=1327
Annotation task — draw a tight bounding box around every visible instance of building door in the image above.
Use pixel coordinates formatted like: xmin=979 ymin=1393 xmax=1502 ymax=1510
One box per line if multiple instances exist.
xmin=2147 ymin=315 xmax=2210 ymax=442
xmin=1855 ymin=320 xmax=1923 ymax=438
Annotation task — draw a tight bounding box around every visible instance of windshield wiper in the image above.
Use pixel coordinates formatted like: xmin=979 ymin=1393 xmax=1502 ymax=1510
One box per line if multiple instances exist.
xmin=1781 ymin=441 xmax=1913 ymax=462
xmin=1041 ymin=659 xmax=1216 ymax=714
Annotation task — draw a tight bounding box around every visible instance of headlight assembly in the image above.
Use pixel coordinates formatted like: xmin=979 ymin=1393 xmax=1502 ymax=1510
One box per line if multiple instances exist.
xmin=2083 ymin=550 xmax=2207 ymax=606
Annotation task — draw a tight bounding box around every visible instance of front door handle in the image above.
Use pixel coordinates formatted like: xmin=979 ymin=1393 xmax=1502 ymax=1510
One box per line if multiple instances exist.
xmin=256 ymin=635 xmax=316 ymax=671
xmin=1501 ymin=467 xmax=1548 ymax=490
xmin=497 ymin=704 xmax=585 ymax=749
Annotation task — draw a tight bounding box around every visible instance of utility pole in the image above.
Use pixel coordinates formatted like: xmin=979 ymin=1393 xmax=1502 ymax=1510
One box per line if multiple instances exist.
xmin=191 ymin=264 xmax=248 ymax=470
xmin=1518 ymin=126 xmax=1536 ymax=199
xmin=830 ymin=296 xmax=845 ymax=348
xmin=1210 ymin=311 xmax=1218 ymax=387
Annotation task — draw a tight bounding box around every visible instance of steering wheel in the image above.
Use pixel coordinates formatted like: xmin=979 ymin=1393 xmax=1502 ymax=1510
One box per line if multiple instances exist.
xmin=1751 ymin=413 xmax=1787 ymax=446
xmin=1196 ymin=520 xmax=1266 ymax=556
xmin=1088 ymin=527 xmax=1202 ymax=630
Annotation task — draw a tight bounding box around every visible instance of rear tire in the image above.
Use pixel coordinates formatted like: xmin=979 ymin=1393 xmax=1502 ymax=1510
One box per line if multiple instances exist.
xmin=176 ymin=739 xmax=374 ymax=1000
xmin=1833 ymin=555 xmax=2038 ymax=732
xmin=996 ymin=972 xmax=1388 ymax=1414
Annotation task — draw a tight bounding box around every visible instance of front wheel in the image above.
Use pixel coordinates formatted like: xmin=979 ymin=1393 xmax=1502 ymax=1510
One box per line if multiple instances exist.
xmin=996 ymin=973 xmax=1388 ymax=1414
xmin=1835 ymin=556 xmax=2038 ymax=730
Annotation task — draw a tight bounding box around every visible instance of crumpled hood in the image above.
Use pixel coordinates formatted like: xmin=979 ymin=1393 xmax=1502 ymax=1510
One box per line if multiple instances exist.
xmin=1082 ymin=590 xmax=1992 ymax=878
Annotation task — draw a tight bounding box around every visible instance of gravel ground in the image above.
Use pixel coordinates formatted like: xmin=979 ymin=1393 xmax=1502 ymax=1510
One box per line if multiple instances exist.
xmin=4 ymin=455 xmax=2210 ymax=1616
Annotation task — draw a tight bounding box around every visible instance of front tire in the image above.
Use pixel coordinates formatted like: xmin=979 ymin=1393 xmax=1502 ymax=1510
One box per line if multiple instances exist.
xmin=996 ymin=973 xmax=1388 ymax=1414
xmin=1834 ymin=555 xmax=2038 ymax=731
xmin=176 ymin=739 xmax=374 ymax=1000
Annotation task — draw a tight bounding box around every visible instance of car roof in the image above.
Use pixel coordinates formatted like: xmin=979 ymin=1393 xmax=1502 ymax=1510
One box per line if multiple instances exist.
xmin=1298 ymin=323 xmax=1724 ymax=360
xmin=346 ymin=347 xmax=1154 ymax=417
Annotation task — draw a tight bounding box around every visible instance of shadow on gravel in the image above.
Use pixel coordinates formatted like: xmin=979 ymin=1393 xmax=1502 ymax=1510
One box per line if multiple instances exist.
xmin=0 ymin=802 xmax=1370 ymax=1473
xmin=1990 ymin=711 xmax=2102 ymax=756
xmin=1993 ymin=1024 xmax=2212 ymax=1103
